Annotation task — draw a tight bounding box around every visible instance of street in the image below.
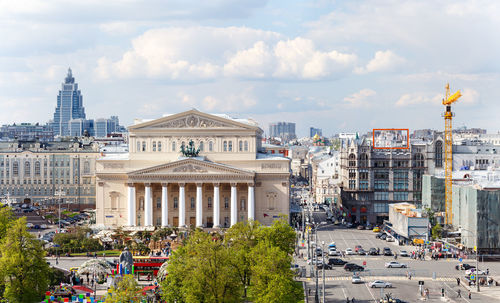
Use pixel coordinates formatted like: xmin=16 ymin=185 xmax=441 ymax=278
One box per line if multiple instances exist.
xmin=296 ymin=210 xmax=500 ymax=302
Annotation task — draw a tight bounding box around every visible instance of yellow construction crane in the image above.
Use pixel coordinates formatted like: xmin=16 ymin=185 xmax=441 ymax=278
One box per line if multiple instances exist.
xmin=442 ymin=83 xmax=461 ymax=225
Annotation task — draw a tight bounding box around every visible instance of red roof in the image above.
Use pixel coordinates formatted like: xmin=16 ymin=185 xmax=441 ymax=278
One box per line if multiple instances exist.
xmin=141 ymin=285 xmax=158 ymax=292
xmin=72 ymin=285 xmax=94 ymax=293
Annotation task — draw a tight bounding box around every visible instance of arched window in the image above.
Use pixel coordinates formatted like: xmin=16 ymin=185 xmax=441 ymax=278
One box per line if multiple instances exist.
xmin=152 ymin=141 xmax=157 ymax=152
xmin=137 ymin=141 xmax=141 ymax=152
xmin=209 ymin=141 xmax=213 ymax=152
xmin=228 ymin=141 xmax=233 ymax=152
xmin=244 ymin=141 xmax=249 ymax=151
xmin=35 ymin=161 xmax=41 ymax=176
xmin=199 ymin=141 xmax=204 ymax=152
xmin=12 ymin=161 xmax=18 ymax=177
xmin=359 ymin=153 xmax=368 ymax=167
xmin=172 ymin=141 xmax=176 ymax=152
xmin=413 ymin=153 xmax=425 ymax=167
xmin=435 ymin=141 xmax=443 ymax=168
xmin=24 ymin=161 xmax=31 ymax=176
xmin=157 ymin=141 xmax=162 ymax=152
xmin=223 ymin=141 xmax=228 ymax=152
xmin=239 ymin=141 xmax=243 ymax=152
xmin=348 ymin=154 xmax=356 ymax=167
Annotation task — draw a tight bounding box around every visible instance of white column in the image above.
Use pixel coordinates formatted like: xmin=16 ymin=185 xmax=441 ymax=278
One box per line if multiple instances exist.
xmin=161 ymin=183 xmax=168 ymax=227
xmin=196 ymin=183 xmax=203 ymax=227
xmin=230 ymin=183 xmax=237 ymax=227
xmin=248 ymin=183 xmax=255 ymax=221
xmin=144 ymin=184 xmax=153 ymax=226
xmin=127 ymin=183 xmax=136 ymax=226
xmin=213 ymin=183 xmax=220 ymax=228
xmin=179 ymin=183 xmax=186 ymax=227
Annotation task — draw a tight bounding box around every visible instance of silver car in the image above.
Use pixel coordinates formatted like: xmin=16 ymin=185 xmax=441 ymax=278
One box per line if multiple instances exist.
xmin=369 ymin=280 xmax=392 ymax=288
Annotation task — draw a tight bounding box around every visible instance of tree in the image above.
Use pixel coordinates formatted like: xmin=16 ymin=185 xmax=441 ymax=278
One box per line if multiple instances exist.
xmin=249 ymin=242 xmax=302 ymax=303
xmin=432 ymin=223 xmax=442 ymax=240
xmin=0 ymin=206 xmax=15 ymax=240
xmin=423 ymin=207 xmax=436 ymax=226
xmin=105 ymin=274 xmax=144 ymax=303
xmin=0 ymin=217 xmax=50 ymax=302
xmin=257 ymin=216 xmax=296 ymax=255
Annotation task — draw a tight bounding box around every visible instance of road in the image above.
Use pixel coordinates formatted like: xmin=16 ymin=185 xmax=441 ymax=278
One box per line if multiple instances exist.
xmin=297 ymin=210 xmax=499 ymax=302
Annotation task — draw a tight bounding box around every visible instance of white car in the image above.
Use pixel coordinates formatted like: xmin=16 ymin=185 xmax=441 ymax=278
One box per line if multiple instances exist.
xmin=26 ymin=223 xmax=34 ymax=228
xmin=399 ymin=250 xmax=409 ymax=257
xmin=385 ymin=261 xmax=407 ymax=268
xmin=351 ymin=275 xmax=363 ymax=284
xmin=369 ymin=280 xmax=392 ymax=288
xmin=345 ymin=248 xmax=355 ymax=255
xmin=40 ymin=224 xmax=48 ymax=229
xmin=386 ymin=236 xmax=395 ymax=242
xmin=465 ymin=269 xmax=486 ymax=276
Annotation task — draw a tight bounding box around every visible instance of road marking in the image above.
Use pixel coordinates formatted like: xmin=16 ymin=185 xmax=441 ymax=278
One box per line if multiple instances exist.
xmin=341 ymin=285 xmax=348 ymax=299
xmin=443 ymin=282 xmax=471 ymax=303
xmin=364 ymin=282 xmax=379 ymax=303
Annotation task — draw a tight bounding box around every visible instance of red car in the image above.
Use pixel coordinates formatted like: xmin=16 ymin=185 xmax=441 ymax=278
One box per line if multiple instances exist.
xmin=355 ymin=245 xmax=362 ymax=252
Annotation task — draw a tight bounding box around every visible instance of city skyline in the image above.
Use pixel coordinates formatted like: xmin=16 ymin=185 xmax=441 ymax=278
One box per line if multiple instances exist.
xmin=0 ymin=1 xmax=499 ymax=137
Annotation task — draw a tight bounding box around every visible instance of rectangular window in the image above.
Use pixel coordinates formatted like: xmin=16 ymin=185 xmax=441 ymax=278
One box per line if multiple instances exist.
xmin=207 ymin=197 xmax=212 ymax=208
xmin=173 ymin=197 xmax=178 ymax=209
xmin=156 ymin=197 xmax=161 ymax=209
xmin=190 ymin=197 xmax=195 ymax=209
xmin=158 ymin=141 xmax=162 ymax=152
xmin=394 ymin=192 xmax=408 ymax=201
xmin=228 ymin=141 xmax=233 ymax=152
xmin=348 ymin=180 xmax=356 ymax=189
xmin=172 ymin=141 xmax=176 ymax=152
xmin=359 ymin=169 xmax=369 ymax=180
xmin=374 ymin=202 xmax=389 ymax=213
xmin=348 ymin=169 xmax=356 ymax=179
xmin=374 ymin=180 xmax=389 ymax=189
xmin=240 ymin=198 xmax=245 ymax=210
xmin=223 ymin=141 xmax=228 ymax=152
xmin=142 ymin=142 xmax=146 ymax=152
xmin=224 ymin=197 xmax=229 ymax=209
xmin=152 ymin=141 xmax=157 ymax=152
xmin=374 ymin=170 xmax=389 ymax=179
xmin=374 ymin=192 xmax=389 ymax=200
xmin=359 ymin=181 xmax=369 ymax=190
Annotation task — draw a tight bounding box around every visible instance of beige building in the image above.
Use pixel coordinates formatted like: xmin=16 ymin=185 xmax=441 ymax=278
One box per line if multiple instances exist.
xmin=96 ymin=110 xmax=291 ymax=228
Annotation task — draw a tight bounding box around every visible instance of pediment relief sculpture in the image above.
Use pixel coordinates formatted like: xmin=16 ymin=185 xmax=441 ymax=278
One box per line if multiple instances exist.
xmin=152 ymin=115 xmax=233 ymax=129
xmin=173 ymin=164 xmax=208 ymax=173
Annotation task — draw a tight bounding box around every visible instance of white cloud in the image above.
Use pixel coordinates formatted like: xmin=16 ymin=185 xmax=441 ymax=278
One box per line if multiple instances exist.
xmin=460 ymin=88 xmax=480 ymax=105
xmin=97 ymin=27 xmax=357 ymax=81
xmin=395 ymin=88 xmax=479 ymax=107
xmin=343 ymin=89 xmax=376 ymax=107
xmin=355 ymin=50 xmax=405 ymax=74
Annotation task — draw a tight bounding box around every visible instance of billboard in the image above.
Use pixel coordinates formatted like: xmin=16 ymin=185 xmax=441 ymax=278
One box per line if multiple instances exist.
xmin=373 ymin=129 xmax=409 ymax=149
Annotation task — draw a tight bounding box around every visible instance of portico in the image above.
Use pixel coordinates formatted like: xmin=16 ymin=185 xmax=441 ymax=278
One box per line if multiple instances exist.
xmin=126 ymin=158 xmax=255 ymax=228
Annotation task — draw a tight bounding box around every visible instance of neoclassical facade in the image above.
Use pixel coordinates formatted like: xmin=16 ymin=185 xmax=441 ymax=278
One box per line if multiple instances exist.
xmin=96 ymin=110 xmax=291 ymax=228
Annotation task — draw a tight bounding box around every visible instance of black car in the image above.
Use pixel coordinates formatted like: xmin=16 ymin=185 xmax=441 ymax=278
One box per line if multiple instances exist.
xmin=316 ymin=262 xmax=332 ymax=270
xmin=455 ymin=263 xmax=475 ymax=270
xmin=375 ymin=232 xmax=384 ymax=239
xmin=329 ymin=258 xmax=348 ymax=266
xmin=344 ymin=263 xmax=365 ymax=272
xmin=358 ymin=248 xmax=367 ymax=255
xmin=380 ymin=234 xmax=387 ymax=240
xmin=368 ymin=248 xmax=378 ymax=255
xmin=383 ymin=247 xmax=393 ymax=256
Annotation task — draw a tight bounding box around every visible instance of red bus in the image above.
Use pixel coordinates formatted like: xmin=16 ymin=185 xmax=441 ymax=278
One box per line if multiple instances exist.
xmin=133 ymin=256 xmax=169 ymax=281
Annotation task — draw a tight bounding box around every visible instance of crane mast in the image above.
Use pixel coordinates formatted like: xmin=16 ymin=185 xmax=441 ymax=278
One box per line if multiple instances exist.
xmin=442 ymin=84 xmax=461 ymax=225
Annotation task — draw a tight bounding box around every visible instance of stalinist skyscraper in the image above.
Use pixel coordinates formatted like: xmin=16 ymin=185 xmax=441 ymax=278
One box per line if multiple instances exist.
xmin=50 ymin=68 xmax=86 ymax=136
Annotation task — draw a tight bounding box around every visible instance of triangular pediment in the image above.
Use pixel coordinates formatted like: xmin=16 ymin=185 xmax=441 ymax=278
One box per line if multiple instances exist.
xmin=128 ymin=158 xmax=255 ymax=177
xmin=129 ymin=109 xmax=260 ymax=131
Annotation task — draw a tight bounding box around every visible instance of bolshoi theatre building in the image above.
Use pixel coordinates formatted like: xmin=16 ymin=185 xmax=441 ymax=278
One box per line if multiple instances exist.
xmin=95 ymin=110 xmax=290 ymax=228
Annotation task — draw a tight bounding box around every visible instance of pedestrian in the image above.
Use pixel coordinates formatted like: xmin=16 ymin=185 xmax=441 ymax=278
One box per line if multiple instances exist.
xmin=457 ymin=277 xmax=460 ymax=286
xmin=346 ymin=297 xmax=350 ymax=303
xmin=91 ymin=278 xmax=94 ymax=288
xmin=457 ymin=289 xmax=461 ymax=297
xmin=468 ymin=290 xmax=471 ymax=299
xmin=351 ymin=297 xmax=355 ymax=303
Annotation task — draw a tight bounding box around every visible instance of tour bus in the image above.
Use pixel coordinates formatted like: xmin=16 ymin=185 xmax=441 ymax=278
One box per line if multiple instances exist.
xmin=132 ymin=256 xmax=169 ymax=281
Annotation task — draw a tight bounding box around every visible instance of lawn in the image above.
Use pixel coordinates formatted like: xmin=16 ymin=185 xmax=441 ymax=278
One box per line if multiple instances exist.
xmin=71 ymin=250 xmax=121 ymax=257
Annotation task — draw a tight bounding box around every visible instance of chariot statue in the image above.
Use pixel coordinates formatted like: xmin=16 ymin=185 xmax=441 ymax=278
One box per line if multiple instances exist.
xmin=181 ymin=140 xmax=200 ymax=157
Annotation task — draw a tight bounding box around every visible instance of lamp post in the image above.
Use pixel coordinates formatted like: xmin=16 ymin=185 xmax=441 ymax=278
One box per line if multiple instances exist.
xmin=54 ymin=189 xmax=66 ymax=233
xmin=322 ymin=240 xmax=325 ymax=303
xmin=460 ymin=227 xmax=479 ymax=292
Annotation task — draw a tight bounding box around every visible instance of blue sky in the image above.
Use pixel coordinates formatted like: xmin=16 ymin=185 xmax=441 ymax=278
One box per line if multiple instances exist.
xmin=0 ymin=0 xmax=498 ymax=137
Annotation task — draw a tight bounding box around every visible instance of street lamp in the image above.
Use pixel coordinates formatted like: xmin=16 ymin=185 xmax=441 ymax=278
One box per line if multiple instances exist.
xmin=322 ymin=240 xmax=325 ymax=303
xmin=54 ymin=189 xmax=66 ymax=233
xmin=460 ymin=227 xmax=479 ymax=292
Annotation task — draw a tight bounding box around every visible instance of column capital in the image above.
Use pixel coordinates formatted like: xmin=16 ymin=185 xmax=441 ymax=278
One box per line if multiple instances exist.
xmin=230 ymin=182 xmax=238 ymax=187
xmin=213 ymin=182 xmax=220 ymax=187
xmin=161 ymin=182 xmax=169 ymax=187
xmin=247 ymin=182 xmax=255 ymax=187
xmin=144 ymin=182 xmax=152 ymax=187
xmin=126 ymin=182 xmax=135 ymax=187
xmin=196 ymin=182 xmax=203 ymax=187
xmin=178 ymin=182 xmax=186 ymax=187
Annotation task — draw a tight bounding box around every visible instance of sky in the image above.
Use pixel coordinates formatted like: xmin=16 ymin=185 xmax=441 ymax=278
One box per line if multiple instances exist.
xmin=0 ymin=0 xmax=499 ymax=137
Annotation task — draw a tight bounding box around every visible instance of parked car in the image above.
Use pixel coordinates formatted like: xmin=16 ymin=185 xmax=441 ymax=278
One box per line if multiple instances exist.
xmin=385 ymin=261 xmax=407 ymax=268
xmin=344 ymin=263 xmax=365 ymax=272
xmin=354 ymin=245 xmax=362 ymax=252
xmin=26 ymin=223 xmax=34 ymax=229
xmin=399 ymin=250 xmax=409 ymax=257
xmin=358 ymin=248 xmax=367 ymax=255
xmin=351 ymin=274 xmax=363 ymax=284
xmin=373 ymin=227 xmax=380 ymax=232
xmin=455 ymin=264 xmax=475 ymax=270
xmin=383 ymin=247 xmax=393 ymax=256
xmin=40 ymin=224 xmax=48 ymax=229
xmin=380 ymin=234 xmax=388 ymax=240
xmin=316 ymin=262 xmax=331 ymax=270
xmin=386 ymin=236 xmax=395 ymax=242
xmin=368 ymin=248 xmax=379 ymax=255
xmin=357 ymin=225 xmax=365 ymax=230
xmin=346 ymin=223 xmax=354 ymax=228
xmin=465 ymin=269 xmax=486 ymax=276
xmin=328 ymin=258 xmax=348 ymax=266
xmin=315 ymin=247 xmax=323 ymax=256
xmin=345 ymin=248 xmax=355 ymax=255
xmin=369 ymin=280 xmax=392 ymax=288
xmin=328 ymin=249 xmax=341 ymax=256
xmin=375 ymin=232 xmax=384 ymax=239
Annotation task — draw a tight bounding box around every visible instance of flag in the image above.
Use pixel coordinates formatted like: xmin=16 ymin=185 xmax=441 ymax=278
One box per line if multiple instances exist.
xmin=263 ymin=213 xmax=269 ymax=217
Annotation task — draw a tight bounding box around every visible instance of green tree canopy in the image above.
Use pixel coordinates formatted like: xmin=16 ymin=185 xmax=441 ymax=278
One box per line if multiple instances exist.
xmin=0 ymin=217 xmax=50 ymax=302
xmin=432 ymin=223 xmax=442 ymax=240
xmin=105 ymin=274 xmax=144 ymax=303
